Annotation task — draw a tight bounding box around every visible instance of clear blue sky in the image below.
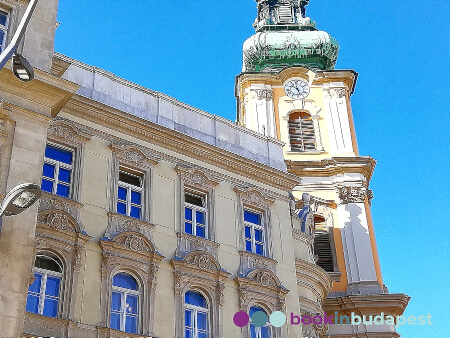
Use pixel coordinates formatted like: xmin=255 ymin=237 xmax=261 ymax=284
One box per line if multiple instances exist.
xmin=55 ymin=1 xmax=449 ymax=336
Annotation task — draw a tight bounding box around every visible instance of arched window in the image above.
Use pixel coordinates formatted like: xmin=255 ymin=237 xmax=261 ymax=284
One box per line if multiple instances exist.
xmin=314 ymin=216 xmax=334 ymax=272
xmin=26 ymin=253 xmax=63 ymax=318
xmin=288 ymin=112 xmax=316 ymax=152
xmin=184 ymin=291 xmax=209 ymax=338
xmin=111 ymin=273 xmax=140 ymax=334
xmin=249 ymin=306 xmax=271 ymax=338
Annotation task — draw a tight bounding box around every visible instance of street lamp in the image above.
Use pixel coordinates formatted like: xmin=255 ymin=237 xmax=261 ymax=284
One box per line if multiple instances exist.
xmin=0 ymin=0 xmax=38 ymax=81
xmin=0 ymin=183 xmax=42 ymax=234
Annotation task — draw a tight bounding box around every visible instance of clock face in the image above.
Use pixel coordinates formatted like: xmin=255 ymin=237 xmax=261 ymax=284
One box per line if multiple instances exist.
xmin=284 ymin=80 xmax=310 ymax=100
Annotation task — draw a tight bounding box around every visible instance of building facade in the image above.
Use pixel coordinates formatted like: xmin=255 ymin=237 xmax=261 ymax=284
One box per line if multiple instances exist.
xmin=0 ymin=0 xmax=408 ymax=337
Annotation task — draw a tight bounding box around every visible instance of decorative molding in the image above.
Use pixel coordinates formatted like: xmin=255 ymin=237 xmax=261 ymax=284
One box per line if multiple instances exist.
xmin=49 ymin=118 xmax=292 ymax=203
xmin=110 ymin=142 xmax=159 ymax=169
xmin=325 ymin=87 xmax=346 ymax=99
xmin=175 ymin=165 xmax=220 ymax=191
xmin=295 ymin=258 xmax=332 ymax=305
xmin=337 ymin=186 xmax=370 ymax=204
xmin=254 ymin=89 xmax=273 ymax=100
xmin=47 ymin=120 xmax=93 ymax=147
xmin=63 ymin=96 xmax=299 ymax=192
xmin=38 ymin=192 xmax=86 ymax=233
xmin=234 ymin=186 xmax=275 ymax=210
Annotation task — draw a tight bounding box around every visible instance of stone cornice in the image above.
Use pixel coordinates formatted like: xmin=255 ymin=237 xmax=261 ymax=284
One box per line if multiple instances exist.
xmin=0 ymin=62 xmax=79 ymax=117
xmin=324 ymin=293 xmax=410 ymax=317
xmin=63 ymin=95 xmax=300 ymax=191
xmin=286 ymin=156 xmax=377 ymax=182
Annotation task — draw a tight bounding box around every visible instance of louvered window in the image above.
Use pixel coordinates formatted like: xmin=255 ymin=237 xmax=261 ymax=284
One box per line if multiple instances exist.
xmin=288 ymin=112 xmax=316 ymax=152
xmin=314 ymin=216 xmax=334 ymax=272
xmin=277 ymin=5 xmax=294 ymax=23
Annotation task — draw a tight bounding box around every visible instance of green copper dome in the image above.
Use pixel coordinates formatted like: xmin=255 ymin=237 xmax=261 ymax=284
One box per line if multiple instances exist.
xmin=242 ymin=0 xmax=339 ymax=72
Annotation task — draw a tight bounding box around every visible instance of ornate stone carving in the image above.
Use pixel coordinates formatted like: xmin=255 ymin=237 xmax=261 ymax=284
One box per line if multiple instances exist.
xmin=110 ymin=143 xmax=158 ymax=169
xmin=255 ymin=89 xmax=273 ymax=100
xmin=217 ymin=283 xmax=225 ymax=306
xmin=124 ymin=150 xmax=145 ymax=165
xmin=104 ymin=212 xmax=154 ymax=242
xmin=337 ymin=186 xmax=370 ymax=204
xmin=48 ymin=125 xmax=75 ymax=141
xmin=367 ymin=189 xmax=374 ymax=206
xmin=325 ymin=87 xmax=346 ymax=99
xmin=47 ymin=119 xmax=93 ymax=146
xmin=46 ymin=213 xmax=72 ymax=232
xmin=252 ymin=270 xmax=278 ymax=287
xmin=114 ymin=233 xmax=153 ymax=253
xmin=185 ymin=253 xmax=217 ymax=271
xmin=38 ymin=193 xmax=84 ymax=229
xmin=176 ymin=166 xmax=220 ymax=190
xmin=234 ymin=186 xmax=274 ymax=209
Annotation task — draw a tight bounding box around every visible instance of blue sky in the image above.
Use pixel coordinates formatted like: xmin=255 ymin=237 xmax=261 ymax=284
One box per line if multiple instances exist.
xmin=55 ymin=1 xmax=449 ymax=336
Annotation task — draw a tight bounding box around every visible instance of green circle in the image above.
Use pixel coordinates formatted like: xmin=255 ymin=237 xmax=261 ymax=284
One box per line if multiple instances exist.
xmin=251 ymin=311 xmax=268 ymax=327
xmin=269 ymin=311 xmax=286 ymax=327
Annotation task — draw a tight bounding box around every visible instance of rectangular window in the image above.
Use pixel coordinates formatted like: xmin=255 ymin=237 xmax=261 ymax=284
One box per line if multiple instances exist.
xmin=0 ymin=10 xmax=8 ymax=53
xmin=244 ymin=210 xmax=265 ymax=256
xmin=41 ymin=145 xmax=73 ymax=198
xmin=117 ymin=169 xmax=143 ymax=219
xmin=184 ymin=191 xmax=207 ymax=238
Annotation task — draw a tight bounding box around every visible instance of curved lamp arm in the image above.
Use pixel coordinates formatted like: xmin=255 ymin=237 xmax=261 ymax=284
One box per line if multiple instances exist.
xmin=0 ymin=0 xmax=39 ymax=70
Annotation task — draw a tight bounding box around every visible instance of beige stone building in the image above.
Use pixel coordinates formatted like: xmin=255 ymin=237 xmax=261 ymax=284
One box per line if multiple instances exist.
xmin=0 ymin=0 xmax=408 ymax=337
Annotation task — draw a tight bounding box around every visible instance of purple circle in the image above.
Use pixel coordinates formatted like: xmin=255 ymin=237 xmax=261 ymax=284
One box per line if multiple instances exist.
xmin=233 ymin=311 xmax=250 ymax=327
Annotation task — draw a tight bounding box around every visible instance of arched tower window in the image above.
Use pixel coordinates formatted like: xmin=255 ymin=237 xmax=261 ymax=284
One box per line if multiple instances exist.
xmin=249 ymin=306 xmax=272 ymax=338
xmin=314 ymin=216 xmax=334 ymax=272
xmin=184 ymin=291 xmax=209 ymax=338
xmin=111 ymin=273 xmax=140 ymax=334
xmin=26 ymin=253 xmax=63 ymax=318
xmin=288 ymin=111 xmax=316 ymax=152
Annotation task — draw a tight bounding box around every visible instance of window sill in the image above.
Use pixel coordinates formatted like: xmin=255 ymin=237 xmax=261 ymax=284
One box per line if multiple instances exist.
xmin=176 ymin=232 xmax=220 ymax=260
xmin=105 ymin=212 xmax=155 ymax=240
xmin=24 ymin=312 xmax=70 ymax=337
xmin=238 ymin=250 xmax=277 ymax=276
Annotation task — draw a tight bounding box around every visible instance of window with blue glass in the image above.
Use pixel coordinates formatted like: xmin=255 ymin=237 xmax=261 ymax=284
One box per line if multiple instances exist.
xmin=41 ymin=145 xmax=73 ymax=198
xmin=184 ymin=291 xmax=209 ymax=338
xmin=117 ymin=170 xmax=143 ymax=219
xmin=184 ymin=192 xmax=207 ymax=239
xmin=244 ymin=210 xmax=265 ymax=256
xmin=110 ymin=273 xmax=140 ymax=334
xmin=0 ymin=10 xmax=8 ymax=53
xmin=26 ymin=254 xmax=63 ymax=318
xmin=250 ymin=307 xmax=271 ymax=338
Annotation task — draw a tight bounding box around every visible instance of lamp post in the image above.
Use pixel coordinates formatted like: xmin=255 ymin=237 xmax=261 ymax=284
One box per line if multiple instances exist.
xmin=0 ymin=183 xmax=42 ymax=234
xmin=0 ymin=0 xmax=38 ymax=81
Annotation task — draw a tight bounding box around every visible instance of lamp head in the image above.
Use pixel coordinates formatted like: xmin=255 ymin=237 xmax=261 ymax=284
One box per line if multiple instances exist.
xmin=12 ymin=53 xmax=34 ymax=82
xmin=0 ymin=183 xmax=41 ymax=217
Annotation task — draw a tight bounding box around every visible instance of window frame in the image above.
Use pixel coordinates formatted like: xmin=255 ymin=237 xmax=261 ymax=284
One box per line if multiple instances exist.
xmin=184 ymin=291 xmax=210 ymax=338
xmin=249 ymin=306 xmax=272 ymax=338
xmin=244 ymin=209 xmax=265 ymax=256
xmin=117 ymin=168 xmax=144 ymax=219
xmin=184 ymin=190 xmax=208 ymax=239
xmin=110 ymin=273 xmax=141 ymax=334
xmin=41 ymin=143 xmax=74 ymax=199
xmin=0 ymin=9 xmax=8 ymax=53
xmin=26 ymin=254 xmax=63 ymax=318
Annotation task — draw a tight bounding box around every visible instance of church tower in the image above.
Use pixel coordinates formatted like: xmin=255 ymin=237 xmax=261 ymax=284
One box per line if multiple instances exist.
xmin=236 ymin=1 xmax=409 ymax=336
